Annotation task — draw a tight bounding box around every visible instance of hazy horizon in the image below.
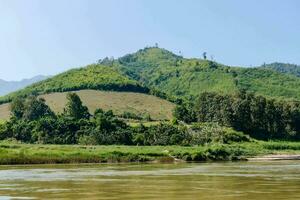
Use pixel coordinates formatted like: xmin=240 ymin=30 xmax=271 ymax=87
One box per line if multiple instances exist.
xmin=1 ymin=0 xmax=300 ymax=81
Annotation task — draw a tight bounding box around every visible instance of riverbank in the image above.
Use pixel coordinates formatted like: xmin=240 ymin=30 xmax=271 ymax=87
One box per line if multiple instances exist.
xmin=0 ymin=141 xmax=300 ymax=165
xmin=248 ymin=154 xmax=300 ymax=161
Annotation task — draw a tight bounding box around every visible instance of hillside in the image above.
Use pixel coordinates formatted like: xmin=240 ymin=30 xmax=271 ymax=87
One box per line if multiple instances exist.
xmin=0 ymin=90 xmax=175 ymax=121
xmin=261 ymin=62 xmax=300 ymax=77
xmin=2 ymin=47 xmax=300 ymax=105
xmin=0 ymin=64 xmax=148 ymax=104
xmin=0 ymin=75 xmax=48 ymax=96
xmin=112 ymin=47 xmax=300 ymax=100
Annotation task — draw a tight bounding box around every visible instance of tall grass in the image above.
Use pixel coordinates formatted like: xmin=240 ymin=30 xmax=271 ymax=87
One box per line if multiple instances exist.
xmin=261 ymin=141 xmax=300 ymax=151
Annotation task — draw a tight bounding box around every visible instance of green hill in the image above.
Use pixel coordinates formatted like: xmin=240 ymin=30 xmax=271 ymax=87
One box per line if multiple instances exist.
xmin=261 ymin=62 xmax=300 ymax=77
xmin=0 ymin=63 xmax=176 ymax=121
xmin=0 ymin=64 xmax=148 ymax=104
xmin=2 ymin=47 xmax=300 ymax=106
xmin=112 ymin=47 xmax=300 ymax=100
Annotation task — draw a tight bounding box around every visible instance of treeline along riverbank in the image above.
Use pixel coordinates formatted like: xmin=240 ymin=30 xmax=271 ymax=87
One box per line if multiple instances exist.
xmin=0 ymin=91 xmax=300 ymax=165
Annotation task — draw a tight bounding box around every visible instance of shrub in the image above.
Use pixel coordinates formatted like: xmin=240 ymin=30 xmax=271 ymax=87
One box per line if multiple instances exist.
xmin=78 ymin=135 xmax=97 ymax=145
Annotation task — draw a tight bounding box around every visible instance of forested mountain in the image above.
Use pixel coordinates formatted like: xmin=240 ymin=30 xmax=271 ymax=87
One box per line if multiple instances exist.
xmin=0 ymin=75 xmax=48 ymax=96
xmin=261 ymin=62 xmax=300 ymax=77
xmin=1 ymin=47 xmax=300 ymax=142
xmin=1 ymin=47 xmax=300 ymax=103
xmin=112 ymin=47 xmax=300 ymax=100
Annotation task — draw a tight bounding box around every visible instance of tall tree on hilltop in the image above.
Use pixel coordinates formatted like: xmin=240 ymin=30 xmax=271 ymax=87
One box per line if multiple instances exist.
xmin=202 ymin=52 xmax=207 ymax=60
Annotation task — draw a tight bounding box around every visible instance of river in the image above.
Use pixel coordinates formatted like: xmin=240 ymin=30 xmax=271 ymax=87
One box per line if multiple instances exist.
xmin=0 ymin=161 xmax=299 ymax=199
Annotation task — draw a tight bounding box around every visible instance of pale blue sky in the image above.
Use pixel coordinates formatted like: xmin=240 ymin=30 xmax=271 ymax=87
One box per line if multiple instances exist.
xmin=0 ymin=0 xmax=300 ymax=80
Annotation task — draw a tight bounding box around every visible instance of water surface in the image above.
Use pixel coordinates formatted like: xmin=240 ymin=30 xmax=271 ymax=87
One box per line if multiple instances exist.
xmin=0 ymin=161 xmax=299 ymax=200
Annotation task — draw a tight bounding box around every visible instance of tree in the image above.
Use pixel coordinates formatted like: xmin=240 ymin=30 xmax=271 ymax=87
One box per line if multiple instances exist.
xmin=147 ymin=123 xmax=186 ymax=145
xmin=23 ymin=96 xmax=55 ymax=121
xmin=202 ymin=52 xmax=207 ymax=60
xmin=10 ymin=97 xmax=25 ymax=119
xmin=193 ymin=91 xmax=300 ymax=140
xmin=90 ymin=109 xmax=131 ymax=145
xmin=64 ymin=93 xmax=90 ymax=120
xmin=173 ymin=103 xmax=196 ymax=123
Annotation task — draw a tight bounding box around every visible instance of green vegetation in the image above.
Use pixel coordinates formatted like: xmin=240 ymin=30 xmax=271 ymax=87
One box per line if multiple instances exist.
xmin=0 ymin=93 xmax=250 ymax=146
xmin=114 ymin=48 xmax=238 ymax=99
xmin=1 ymin=47 xmax=300 ymax=165
xmin=3 ymin=92 xmax=298 ymax=164
xmin=1 ymin=93 xmax=277 ymax=164
xmin=113 ymin=47 xmax=300 ymax=100
xmin=0 ymin=64 xmax=149 ymax=104
xmin=2 ymin=48 xmax=300 ymax=105
xmin=234 ymin=67 xmax=300 ymax=100
xmin=175 ymin=91 xmax=300 ymax=140
xmin=64 ymin=92 xmax=90 ymax=120
xmin=261 ymin=62 xmax=300 ymax=77
xmin=0 ymin=140 xmax=299 ymax=164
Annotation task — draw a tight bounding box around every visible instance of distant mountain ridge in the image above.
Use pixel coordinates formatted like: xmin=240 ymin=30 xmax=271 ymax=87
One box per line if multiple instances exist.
xmin=261 ymin=62 xmax=300 ymax=77
xmin=0 ymin=75 xmax=48 ymax=96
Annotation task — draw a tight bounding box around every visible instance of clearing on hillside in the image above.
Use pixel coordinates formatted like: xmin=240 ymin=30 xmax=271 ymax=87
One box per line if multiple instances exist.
xmin=0 ymin=90 xmax=175 ymax=121
xmin=0 ymin=104 xmax=9 ymax=121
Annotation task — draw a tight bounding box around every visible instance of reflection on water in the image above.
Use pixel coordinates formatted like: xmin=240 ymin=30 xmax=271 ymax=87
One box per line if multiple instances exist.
xmin=0 ymin=161 xmax=299 ymax=200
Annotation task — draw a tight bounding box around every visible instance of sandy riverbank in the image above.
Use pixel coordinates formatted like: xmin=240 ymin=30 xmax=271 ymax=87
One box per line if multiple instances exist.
xmin=248 ymin=154 xmax=300 ymax=161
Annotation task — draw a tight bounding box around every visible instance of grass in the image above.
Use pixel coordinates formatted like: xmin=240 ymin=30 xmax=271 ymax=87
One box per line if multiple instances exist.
xmin=0 ymin=140 xmax=300 ymax=165
xmin=0 ymin=90 xmax=175 ymax=121
xmin=0 ymin=104 xmax=9 ymax=120
xmin=261 ymin=141 xmax=300 ymax=151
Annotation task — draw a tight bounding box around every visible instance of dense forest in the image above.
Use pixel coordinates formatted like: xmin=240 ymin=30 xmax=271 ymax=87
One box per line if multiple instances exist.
xmin=174 ymin=91 xmax=300 ymax=140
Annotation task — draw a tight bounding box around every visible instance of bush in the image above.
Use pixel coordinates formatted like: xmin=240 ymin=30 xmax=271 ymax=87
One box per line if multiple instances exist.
xmin=222 ymin=130 xmax=251 ymax=144
xmin=188 ymin=123 xmax=251 ymax=145
xmin=120 ymin=111 xmax=142 ymax=120
xmin=78 ymin=135 xmax=97 ymax=145
xmin=146 ymin=123 xmax=187 ymax=145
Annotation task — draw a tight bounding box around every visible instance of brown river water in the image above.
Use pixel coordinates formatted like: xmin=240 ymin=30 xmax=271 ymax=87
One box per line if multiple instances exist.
xmin=0 ymin=161 xmax=299 ymax=200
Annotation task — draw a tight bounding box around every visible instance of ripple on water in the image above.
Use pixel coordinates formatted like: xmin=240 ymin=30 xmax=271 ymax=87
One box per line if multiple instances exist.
xmin=0 ymin=161 xmax=299 ymax=200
